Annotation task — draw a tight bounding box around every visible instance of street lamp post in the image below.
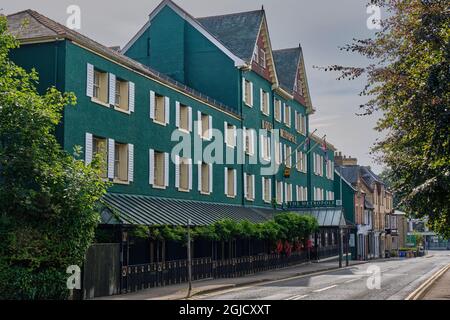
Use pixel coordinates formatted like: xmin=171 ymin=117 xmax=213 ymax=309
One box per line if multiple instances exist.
xmin=338 ymin=228 xmax=342 ymax=268
xmin=187 ymin=219 xmax=192 ymax=298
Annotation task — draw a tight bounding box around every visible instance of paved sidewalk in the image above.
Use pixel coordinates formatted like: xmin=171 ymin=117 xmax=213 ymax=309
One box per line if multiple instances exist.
xmin=422 ymin=266 xmax=450 ymax=300
xmin=96 ymin=257 xmax=367 ymax=300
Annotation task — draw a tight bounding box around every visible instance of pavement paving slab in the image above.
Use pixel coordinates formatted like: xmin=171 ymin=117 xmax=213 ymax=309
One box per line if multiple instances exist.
xmin=422 ymin=267 xmax=450 ymax=300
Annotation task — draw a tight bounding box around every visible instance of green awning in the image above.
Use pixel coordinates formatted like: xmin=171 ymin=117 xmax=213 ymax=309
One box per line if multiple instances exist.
xmin=100 ymin=193 xmax=276 ymax=226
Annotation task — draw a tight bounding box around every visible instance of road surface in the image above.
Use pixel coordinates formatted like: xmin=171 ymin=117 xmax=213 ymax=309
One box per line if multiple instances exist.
xmin=193 ymin=250 xmax=450 ymax=300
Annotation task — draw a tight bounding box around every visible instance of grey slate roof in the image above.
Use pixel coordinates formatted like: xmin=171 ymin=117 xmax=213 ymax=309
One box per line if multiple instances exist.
xmin=197 ymin=10 xmax=263 ymax=62
xmin=273 ymin=47 xmax=301 ymax=92
xmin=6 ymin=10 xmax=239 ymax=117
xmin=360 ymin=166 xmax=383 ymax=188
xmin=337 ymin=165 xmax=360 ymax=185
xmin=101 ymin=193 xmax=276 ymax=226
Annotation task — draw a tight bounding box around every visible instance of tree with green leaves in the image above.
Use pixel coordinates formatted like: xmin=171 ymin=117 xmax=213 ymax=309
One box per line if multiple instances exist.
xmin=0 ymin=16 xmax=108 ymax=299
xmin=322 ymin=0 xmax=450 ymax=237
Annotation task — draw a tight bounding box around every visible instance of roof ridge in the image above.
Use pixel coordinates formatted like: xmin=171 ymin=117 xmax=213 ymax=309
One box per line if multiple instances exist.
xmin=7 ymin=9 xmax=241 ymax=118
xmin=273 ymin=46 xmax=302 ymax=53
xmin=26 ymin=9 xmax=67 ymax=35
xmin=196 ymin=9 xmax=263 ymax=21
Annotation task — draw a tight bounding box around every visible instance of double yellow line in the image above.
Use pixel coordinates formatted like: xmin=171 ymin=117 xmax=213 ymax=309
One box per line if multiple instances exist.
xmin=405 ymin=263 xmax=450 ymax=300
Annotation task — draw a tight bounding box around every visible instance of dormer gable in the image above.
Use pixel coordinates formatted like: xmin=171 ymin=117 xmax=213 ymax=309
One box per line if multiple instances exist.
xmin=249 ymin=13 xmax=278 ymax=85
xmin=273 ymin=45 xmax=314 ymax=114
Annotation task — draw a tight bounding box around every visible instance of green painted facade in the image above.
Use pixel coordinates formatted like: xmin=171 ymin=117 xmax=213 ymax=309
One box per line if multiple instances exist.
xmin=9 ymin=2 xmax=338 ymax=217
xmin=126 ymin=5 xmax=241 ymax=111
xmin=334 ymin=172 xmax=356 ymax=224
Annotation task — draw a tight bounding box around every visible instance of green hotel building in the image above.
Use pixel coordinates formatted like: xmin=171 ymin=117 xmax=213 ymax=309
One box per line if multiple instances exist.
xmin=6 ymin=0 xmax=347 ymax=298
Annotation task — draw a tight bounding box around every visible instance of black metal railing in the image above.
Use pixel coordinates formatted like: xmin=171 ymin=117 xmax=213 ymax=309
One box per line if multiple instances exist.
xmin=121 ymin=251 xmax=309 ymax=294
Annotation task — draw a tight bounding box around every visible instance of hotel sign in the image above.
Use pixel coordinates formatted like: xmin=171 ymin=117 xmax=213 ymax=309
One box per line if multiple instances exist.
xmin=287 ymin=200 xmax=336 ymax=209
xmin=280 ymin=129 xmax=297 ymax=144
xmin=261 ymin=121 xmax=297 ymax=144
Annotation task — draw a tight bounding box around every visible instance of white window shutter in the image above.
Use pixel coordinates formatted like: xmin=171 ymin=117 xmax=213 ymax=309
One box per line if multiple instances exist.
xmin=198 ymin=162 xmax=202 ymax=191
xmin=164 ymin=152 xmax=169 ymax=187
xmin=85 ymin=133 xmax=93 ymax=164
xmin=224 ymin=121 xmax=228 ymax=145
xmin=260 ymin=89 xmax=263 ymax=111
xmin=188 ymin=107 xmax=192 ymax=132
xmin=150 ymin=90 xmax=155 ymax=119
xmin=149 ymin=149 xmax=154 ymax=185
xmin=86 ymin=64 xmax=94 ymax=97
xmin=175 ymin=155 xmax=180 ymax=188
xmin=303 ymin=116 xmax=306 ymax=134
xmin=128 ymin=82 xmax=135 ymax=112
xmin=109 ymin=73 xmax=116 ymax=106
xmin=242 ymin=78 xmax=246 ymax=102
xmin=285 ymin=183 xmax=288 ymax=202
xmin=295 ymin=111 xmax=298 ymax=130
xmin=266 ymin=92 xmax=270 ymax=115
xmin=269 ymin=178 xmax=272 ymax=201
xmin=197 ymin=111 xmax=202 ymax=136
xmin=233 ymin=169 xmax=237 ymax=196
xmin=251 ymin=175 xmax=255 ymax=199
xmin=209 ymin=163 xmax=213 ymax=193
xmin=249 ymin=130 xmax=254 ymax=154
xmin=290 ymin=184 xmax=293 ymax=202
xmin=108 ymin=139 xmax=115 ymax=179
xmin=250 ymin=82 xmax=254 ymax=106
xmin=188 ymin=160 xmax=193 ymax=190
xmin=224 ymin=168 xmax=228 ymax=196
xmin=165 ymin=97 xmax=170 ymax=125
xmin=242 ymin=126 xmax=247 ymax=153
xmin=128 ymin=144 xmax=134 ymax=182
xmin=313 ymin=154 xmax=316 ymax=174
xmin=260 ymin=135 xmax=264 ymax=158
xmin=244 ymin=173 xmax=247 ymax=199
xmin=261 ymin=177 xmax=265 ymax=201
xmin=208 ymin=115 xmax=213 ymax=140
xmin=175 ymin=101 xmax=180 ymax=128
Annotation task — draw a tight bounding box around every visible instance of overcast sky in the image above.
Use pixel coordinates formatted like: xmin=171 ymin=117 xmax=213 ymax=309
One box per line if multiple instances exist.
xmin=3 ymin=0 xmax=385 ymax=173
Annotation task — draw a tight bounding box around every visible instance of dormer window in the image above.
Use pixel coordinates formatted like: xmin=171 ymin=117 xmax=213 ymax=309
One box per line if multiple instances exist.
xmin=259 ymin=48 xmax=266 ymax=68
xmin=295 ymin=76 xmax=304 ymax=96
xmin=253 ymin=45 xmax=259 ymax=63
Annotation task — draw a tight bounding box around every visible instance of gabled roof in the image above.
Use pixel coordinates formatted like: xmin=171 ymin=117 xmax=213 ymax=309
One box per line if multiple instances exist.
xmin=197 ymin=10 xmax=263 ymax=63
xmin=273 ymin=47 xmax=301 ymax=93
xmin=360 ymin=166 xmax=383 ymax=188
xmin=337 ymin=165 xmax=360 ymax=185
xmin=273 ymin=46 xmax=314 ymax=112
xmin=197 ymin=8 xmax=279 ymax=85
xmin=335 ymin=169 xmax=357 ymax=192
xmin=122 ymin=0 xmax=247 ymax=67
xmin=6 ymin=9 xmax=240 ymax=118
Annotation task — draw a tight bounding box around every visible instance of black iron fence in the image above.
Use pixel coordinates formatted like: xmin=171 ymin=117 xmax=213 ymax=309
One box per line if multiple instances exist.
xmin=121 ymin=251 xmax=311 ymax=294
xmin=316 ymin=245 xmax=339 ymax=259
